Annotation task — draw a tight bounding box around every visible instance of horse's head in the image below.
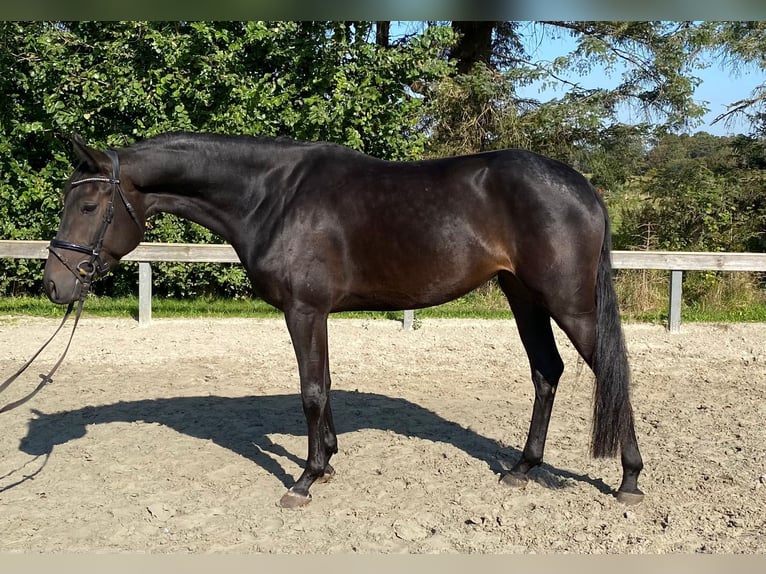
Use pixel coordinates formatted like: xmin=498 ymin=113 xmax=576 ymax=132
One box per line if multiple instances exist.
xmin=43 ymin=136 xmax=146 ymax=304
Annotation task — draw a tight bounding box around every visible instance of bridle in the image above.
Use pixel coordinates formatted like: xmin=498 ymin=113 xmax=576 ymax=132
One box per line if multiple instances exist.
xmin=1 ymin=149 xmax=143 ymax=414
xmin=48 ymin=149 xmax=143 ymax=296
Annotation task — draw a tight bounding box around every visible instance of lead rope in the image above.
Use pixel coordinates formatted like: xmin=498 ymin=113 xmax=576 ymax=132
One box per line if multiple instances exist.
xmin=0 ymin=297 xmax=85 ymax=414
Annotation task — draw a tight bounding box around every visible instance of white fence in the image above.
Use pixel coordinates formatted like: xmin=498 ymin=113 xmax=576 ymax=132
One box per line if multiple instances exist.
xmin=2 ymin=240 xmax=766 ymax=333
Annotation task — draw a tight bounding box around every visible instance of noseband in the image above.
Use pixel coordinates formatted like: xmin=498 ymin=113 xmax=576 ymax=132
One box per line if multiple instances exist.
xmin=48 ymin=150 xmax=142 ymax=299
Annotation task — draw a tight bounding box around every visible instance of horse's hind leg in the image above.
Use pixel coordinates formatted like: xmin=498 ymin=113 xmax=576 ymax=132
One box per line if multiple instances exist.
xmin=548 ymin=298 xmax=644 ymax=505
xmin=498 ymin=273 xmax=564 ymax=487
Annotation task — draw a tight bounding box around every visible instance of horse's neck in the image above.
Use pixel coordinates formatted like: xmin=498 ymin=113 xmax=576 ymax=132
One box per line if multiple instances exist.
xmin=129 ymin=146 xmax=260 ymax=243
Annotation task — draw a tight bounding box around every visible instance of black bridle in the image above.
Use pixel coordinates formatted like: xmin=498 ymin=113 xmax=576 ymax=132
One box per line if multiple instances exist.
xmin=48 ymin=150 xmax=142 ymax=295
xmin=1 ymin=149 xmax=142 ymax=414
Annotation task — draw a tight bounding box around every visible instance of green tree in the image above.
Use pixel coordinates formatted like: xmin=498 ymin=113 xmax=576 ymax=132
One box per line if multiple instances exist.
xmin=584 ymin=124 xmax=650 ymax=192
xmin=0 ymin=21 xmax=455 ymax=296
xmin=423 ymin=21 xmax=713 ymax=162
xmin=616 ymin=133 xmax=766 ymax=254
xmin=645 ymin=132 xmax=738 ymax=173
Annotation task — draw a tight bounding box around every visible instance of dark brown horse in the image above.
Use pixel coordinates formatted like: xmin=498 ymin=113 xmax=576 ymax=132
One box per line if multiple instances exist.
xmin=43 ymin=132 xmax=644 ymax=508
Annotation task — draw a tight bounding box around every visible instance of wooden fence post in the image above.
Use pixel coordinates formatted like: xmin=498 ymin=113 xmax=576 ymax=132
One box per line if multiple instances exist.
xmin=138 ymin=262 xmax=152 ymax=327
xmin=668 ymin=270 xmax=683 ymax=334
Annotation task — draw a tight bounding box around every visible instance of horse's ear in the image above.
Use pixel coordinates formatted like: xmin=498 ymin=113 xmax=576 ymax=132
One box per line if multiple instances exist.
xmin=70 ymin=133 xmax=107 ymax=172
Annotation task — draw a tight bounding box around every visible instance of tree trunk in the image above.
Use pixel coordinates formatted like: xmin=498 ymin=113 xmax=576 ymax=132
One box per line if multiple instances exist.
xmin=450 ymin=21 xmax=496 ymax=74
xmin=376 ymin=21 xmax=390 ymax=48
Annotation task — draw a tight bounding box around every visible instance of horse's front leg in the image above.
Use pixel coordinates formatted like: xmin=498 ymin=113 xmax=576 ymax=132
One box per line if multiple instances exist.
xmin=279 ymin=305 xmax=337 ymax=508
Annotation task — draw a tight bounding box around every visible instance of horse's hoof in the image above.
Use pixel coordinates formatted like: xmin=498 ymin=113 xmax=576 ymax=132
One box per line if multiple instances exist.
xmin=500 ymin=472 xmax=528 ymax=489
xmin=615 ymin=490 xmax=645 ymax=505
xmin=316 ymin=464 xmax=336 ymax=484
xmin=279 ymin=489 xmax=312 ymax=509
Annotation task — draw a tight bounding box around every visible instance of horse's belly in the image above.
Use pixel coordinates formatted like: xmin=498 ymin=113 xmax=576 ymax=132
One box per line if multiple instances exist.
xmin=336 ymin=252 xmax=504 ymax=312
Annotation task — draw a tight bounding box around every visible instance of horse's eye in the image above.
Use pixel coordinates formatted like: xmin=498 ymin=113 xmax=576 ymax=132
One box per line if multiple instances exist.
xmin=81 ymin=203 xmax=98 ymax=214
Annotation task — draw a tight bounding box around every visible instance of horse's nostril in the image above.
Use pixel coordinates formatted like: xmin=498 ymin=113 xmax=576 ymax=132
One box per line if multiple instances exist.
xmin=46 ymin=279 xmax=57 ymax=301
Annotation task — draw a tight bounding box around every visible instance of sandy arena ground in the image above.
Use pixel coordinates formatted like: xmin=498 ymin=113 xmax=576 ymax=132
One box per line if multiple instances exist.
xmin=1 ymin=316 xmax=764 ymax=553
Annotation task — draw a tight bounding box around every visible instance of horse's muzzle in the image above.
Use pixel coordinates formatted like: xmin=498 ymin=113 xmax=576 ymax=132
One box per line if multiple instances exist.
xmin=44 ymin=276 xmax=76 ymax=305
xmin=43 ymin=261 xmax=87 ymax=305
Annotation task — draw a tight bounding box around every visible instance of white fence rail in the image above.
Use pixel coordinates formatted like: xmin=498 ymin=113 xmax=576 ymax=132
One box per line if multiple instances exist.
xmin=2 ymin=240 xmax=766 ymax=332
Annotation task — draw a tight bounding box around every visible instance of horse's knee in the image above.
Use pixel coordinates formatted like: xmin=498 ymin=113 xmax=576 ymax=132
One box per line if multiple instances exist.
xmin=301 ymin=387 xmax=327 ymax=417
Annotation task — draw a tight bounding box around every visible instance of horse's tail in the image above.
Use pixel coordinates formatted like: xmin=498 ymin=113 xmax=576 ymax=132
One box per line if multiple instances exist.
xmin=590 ymin=196 xmax=634 ymax=458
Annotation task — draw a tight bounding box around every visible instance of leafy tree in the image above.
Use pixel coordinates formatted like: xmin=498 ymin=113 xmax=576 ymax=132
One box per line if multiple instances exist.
xmin=615 ymin=132 xmax=766 ymax=254
xmin=584 ymin=124 xmax=650 ymax=191
xmin=422 ymin=20 xmax=714 ymax=162
xmin=645 ymin=132 xmax=738 ymax=173
xmin=0 ymin=21 xmax=455 ymax=296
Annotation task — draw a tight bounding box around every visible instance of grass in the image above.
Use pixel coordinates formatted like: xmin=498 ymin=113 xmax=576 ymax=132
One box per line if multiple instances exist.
xmin=0 ymin=291 xmax=515 ymax=321
xmin=0 ymin=295 xmax=280 ymax=320
xmin=681 ymin=302 xmax=766 ymax=322
xmin=612 ymin=269 xmax=766 ymax=323
xmin=2 ymin=274 xmax=764 ymax=324
xmin=618 ymin=305 xmax=766 ymax=324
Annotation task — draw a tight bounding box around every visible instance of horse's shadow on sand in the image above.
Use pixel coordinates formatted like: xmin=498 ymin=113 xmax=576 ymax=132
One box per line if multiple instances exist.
xmin=16 ymin=390 xmax=613 ymax=496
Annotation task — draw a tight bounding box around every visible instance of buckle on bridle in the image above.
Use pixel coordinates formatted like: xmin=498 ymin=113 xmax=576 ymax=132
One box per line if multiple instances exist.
xmin=77 ymin=261 xmax=95 ymax=277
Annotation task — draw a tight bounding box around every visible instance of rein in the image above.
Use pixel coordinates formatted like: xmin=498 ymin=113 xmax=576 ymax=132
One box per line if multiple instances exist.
xmin=0 ymin=300 xmax=82 ymax=414
xmin=0 ymin=149 xmax=139 ymax=414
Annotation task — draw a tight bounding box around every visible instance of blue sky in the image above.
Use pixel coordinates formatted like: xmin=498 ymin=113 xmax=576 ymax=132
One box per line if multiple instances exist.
xmin=676 ymin=67 xmax=762 ymax=135
xmin=513 ymin=26 xmax=764 ymax=136
xmin=392 ymin=22 xmax=763 ymax=136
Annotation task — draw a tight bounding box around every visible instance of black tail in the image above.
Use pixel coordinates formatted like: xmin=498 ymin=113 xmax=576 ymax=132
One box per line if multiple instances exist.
xmin=591 ymin=198 xmax=634 ymax=458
